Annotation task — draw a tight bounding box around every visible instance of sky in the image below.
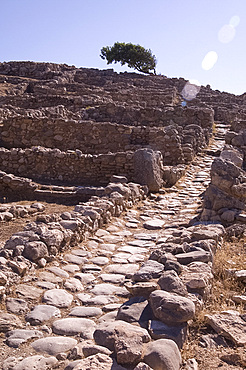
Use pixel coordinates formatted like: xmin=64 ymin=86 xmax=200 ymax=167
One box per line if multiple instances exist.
xmin=1 ymin=0 xmax=246 ymax=95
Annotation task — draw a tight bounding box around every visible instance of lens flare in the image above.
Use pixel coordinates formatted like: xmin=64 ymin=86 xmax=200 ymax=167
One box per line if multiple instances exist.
xmin=218 ymin=24 xmax=236 ymax=43
xmin=181 ymin=80 xmax=201 ymax=101
xmin=201 ymin=51 xmax=218 ymax=71
xmin=229 ymin=15 xmax=240 ymax=27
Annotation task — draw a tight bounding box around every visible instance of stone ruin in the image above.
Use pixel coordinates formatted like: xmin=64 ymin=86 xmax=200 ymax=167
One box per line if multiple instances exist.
xmin=0 ymin=61 xmax=245 ymax=369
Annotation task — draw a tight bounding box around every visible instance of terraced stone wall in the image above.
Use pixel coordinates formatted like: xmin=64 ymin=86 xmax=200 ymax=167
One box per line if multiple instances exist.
xmin=0 ymin=117 xmax=210 ymax=165
xmin=0 ymin=147 xmax=135 ymax=186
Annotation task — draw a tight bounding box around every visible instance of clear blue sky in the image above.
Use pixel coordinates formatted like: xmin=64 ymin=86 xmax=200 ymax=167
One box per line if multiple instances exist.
xmin=1 ymin=0 xmax=246 ymax=95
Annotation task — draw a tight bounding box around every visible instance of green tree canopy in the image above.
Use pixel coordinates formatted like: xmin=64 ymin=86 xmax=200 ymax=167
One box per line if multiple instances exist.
xmin=100 ymin=42 xmax=157 ymax=74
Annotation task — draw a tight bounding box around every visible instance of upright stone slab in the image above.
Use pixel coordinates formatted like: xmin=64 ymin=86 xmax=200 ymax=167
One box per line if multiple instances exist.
xmin=133 ymin=148 xmax=163 ymax=192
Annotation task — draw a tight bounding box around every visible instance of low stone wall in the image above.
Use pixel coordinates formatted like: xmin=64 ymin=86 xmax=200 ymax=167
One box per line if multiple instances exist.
xmin=0 ymin=147 xmax=135 ymax=186
xmin=201 ymin=145 xmax=246 ymax=224
xmin=0 ymin=118 xmax=209 ymax=165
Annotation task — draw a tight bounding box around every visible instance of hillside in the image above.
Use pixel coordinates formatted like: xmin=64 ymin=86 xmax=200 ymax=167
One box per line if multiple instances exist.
xmin=0 ymin=61 xmax=245 ymax=370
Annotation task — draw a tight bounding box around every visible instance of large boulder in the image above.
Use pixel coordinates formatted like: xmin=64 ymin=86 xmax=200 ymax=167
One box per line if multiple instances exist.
xmin=133 ymin=148 xmax=163 ymax=192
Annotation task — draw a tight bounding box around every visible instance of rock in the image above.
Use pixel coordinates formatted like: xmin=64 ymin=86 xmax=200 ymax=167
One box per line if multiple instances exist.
xmin=0 ymin=312 xmax=22 ymax=332
xmin=16 ymin=284 xmax=43 ymax=300
xmin=43 ymin=288 xmax=73 ymax=307
xmin=133 ymin=363 xmax=153 ymax=370
xmin=116 ymin=297 xmax=153 ymax=325
xmin=71 ymin=353 xmax=126 ymax=370
xmin=183 ymin=358 xmax=199 ymax=370
xmin=90 ymin=283 xmax=129 ymax=297
xmin=52 ymin=318 xmax=96 ymax=339
xmin=234 ymin=270 xmax=246 ymax=283
xmin=143 ymin=338 xmax=182 ymax=370
xmin=175 ymin=250 xmax=212 ymax=265
xmin=148 ymin=320 xmax=188 ymax=349
xmin=64 ymin=278 xmax=84 ymax=292
xmin=2 ymin=355 xmax=58 ymax=370
xmin=6 ymin=298 xmax=29 ymax=315
xmin=69 ymin=340 xmax=112 ymax=359
xmin=143 ymin=219 xmax=165 ymax=230
xmin=77 ymin=293 xmax=118 ymax=305
xmin=5 ymin=329 xmax=43 ymax=347
xmin=69 ymin=306 xmax=103 ymax=317
xmin=206 ymin=311 xmax=246 ymax=346
xmin=23 ymin=241 xmax=48 ymax=261
xmin=105 ymin=263 xmax=139 ymax=275
xmin=100 ymin=273 xmax=126 ymax=284
xmin=47 ymin=266 xmax=69 ymax=278
xmin=94 ymin=320 xmax=150 ymax=364
xmin=31 ymin=336 xmax=77 ymax=355
xmin=25 ymin=304 xmax=61 ymax=325
xmin=133 ymin=148 xmax=163 ymax=192
xmin=133 ymin=260 xmax=164 ymax=282
xmin=149 ymin=290 xmax=195 ymax=324
xmin=125 ymin=281 xmax=158 ymax=297
xmin=158 ymin=271 xmax=188 ymax=296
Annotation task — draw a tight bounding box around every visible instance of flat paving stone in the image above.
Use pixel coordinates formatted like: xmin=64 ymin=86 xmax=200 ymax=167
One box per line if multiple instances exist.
xmin=26 ymin=304 xmax=61 ymax=325
xmin=63 ymin=264 xmax=80 ymax=273
xmin=0 ymin=313 xmax=22 ymax=332
xmin=100 ymin=273 xmax=126 ymax=284
xmin=36 ymin=281 xmax=57 ymax=290
xmin=47 ymin=266 xmax=69 ymax=278
xmin=43 ymin=288 xmax=73 ymax=308
xmin=16 ymin=284 xmax=43 ymax=301
xmin=3 ymin=355 xmax=58 ymax=370
xmin=38 ymin=271 xmax=63 ymax=284
xmin=64 ymin=277 xmax=84 ymax=292
xmin=90 ymin=283 xmax=129 ymax=297
xmin=6 ymin=298 xmax=29 ymax=315
xmin=74 ymin=272 xmax=96 ymax=284
xmin=77 ymin=293 xmax=118 ymax=305
xmin=31 ymin=336 xmax=77 ymax=355
xmin=69 ymin=306 xmax=103 ymax=317
xmin=90 ymin=256 xmax=109 ymax=266
xmin=64 ymin=254 xmax=88 ymax=265
xmin=52 ymin=317 xmax=96 ymax=338
xmin=118 ymin=245 xmax=147 ymax=254
xmin=105 ymin=263 xmax=139 ymax=275
xmin=5 ymin=329 xmax=43 ymax=347
xmin=143 ymin=219 xmax=165 ymax=230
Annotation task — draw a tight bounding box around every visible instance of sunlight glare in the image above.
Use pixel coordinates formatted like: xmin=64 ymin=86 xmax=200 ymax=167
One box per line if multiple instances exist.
xmin=201 ymin=51 xmax=218 ymax=71
xmin=218 ymin=24 xmax=236 ymax=43
xmin=181 ymin=80 xmax=201 ymax=101
xmin=229 ymin=15 xmax=240 ymax=27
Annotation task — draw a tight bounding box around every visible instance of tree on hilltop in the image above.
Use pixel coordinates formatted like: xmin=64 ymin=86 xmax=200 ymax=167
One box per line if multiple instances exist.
xmin=100 ymin=42 xmax=157 ymax=74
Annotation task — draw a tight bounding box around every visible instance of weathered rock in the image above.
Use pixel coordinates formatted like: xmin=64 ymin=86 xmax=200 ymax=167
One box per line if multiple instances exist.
xmin=52 ymin=317 xmax=96 ymax=338
xmin=116 ymin=297 xmax=153 ymax=325
xmin=158 ymin=271 xmax=188 ymax=296
xmin=69 ymin=306 xmax=103 ymax=317
xmin=0 ymin=312 xmax=22 ymax=332
xmin=133 ymin=260 xmax=164 ymax=282
xmin=31 ymin=336 xmax=77 ymax=355
xmin=23 ymin=241 xmax=48 ymax=261
xmin=42 ymin=288 xmax=73 ymax=307
xmin=94 ymin=320 xmax=150 ymax=364
xmin=25 ymin=304 xmax=61 ymax=325
xmin=143 ymin=219 xmax=165 ymax=230
xmin=71 ymin=353 xmax=126 ymax=370
xmin=143 ymin=338 xmax=182 ymax=370
xmin=6 ymin=298 xmax=29 ymax=315
xmin=148 ymin=320 xmax=188 ymax=349
xmin=133 ymin=148 xmax=163 ymax=192
xmin=149 ymin=290 xmax=195 ymax=324
xmin=2 ymin=355 xmax=58 ymax=370
xmin=5 ymin=329 xmax=43 ymax=347
xmin=206 ymin=311 xmax=246 ymax=346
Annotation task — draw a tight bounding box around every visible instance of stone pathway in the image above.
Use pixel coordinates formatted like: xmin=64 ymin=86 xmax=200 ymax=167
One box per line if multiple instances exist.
xmin=1 ymin=123 xmax=231 ymax=369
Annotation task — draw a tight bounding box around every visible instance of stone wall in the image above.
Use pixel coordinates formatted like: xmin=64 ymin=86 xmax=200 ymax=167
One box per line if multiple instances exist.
xmin=0 ymin=147 xmax=135 ymax=186
xmin=0 ymin=118 xmax=209 ymax=166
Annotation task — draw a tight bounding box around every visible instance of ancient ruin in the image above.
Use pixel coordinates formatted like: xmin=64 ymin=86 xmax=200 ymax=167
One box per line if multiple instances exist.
xmin=0 ymin=61 xmax=245 ymax=369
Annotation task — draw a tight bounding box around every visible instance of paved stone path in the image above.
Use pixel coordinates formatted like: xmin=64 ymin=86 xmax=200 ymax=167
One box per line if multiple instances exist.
xmin=1 ymin=123 xmax=229 ymax=369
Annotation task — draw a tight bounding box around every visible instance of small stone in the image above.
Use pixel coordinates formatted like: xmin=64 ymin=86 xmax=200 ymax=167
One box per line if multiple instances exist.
xmin=143 ymin=339 xmax=182 ymax=370
xmin=3 ymin=355 xmax=58 ymax=370
xmin=6 ymin=298 xmax=29 ymax=315
xmin=0 ymin=312 xmax=23 ymax=332
xmin=64 ymin=278 xmax=84 ymax=292
xmin=133 ymin=260 xmax=164 ymax=282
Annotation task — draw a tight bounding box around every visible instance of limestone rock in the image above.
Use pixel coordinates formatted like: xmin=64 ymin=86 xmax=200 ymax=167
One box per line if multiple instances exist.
xmin=31 ymin=336 xmax=78 ymax=355
xmin=52 ymin=317 xmax=96 ymax=339
xmin=42 ymin=288 xmax=73 ymax=307
xmin=133 ymin=148 xmax=163 ymax=192
xmin=143 ymin=338 xmax=182 ymax=370
xmin=25 ymin=304 xmax=61 ymax=325
xmin=133 ymin=260 xmax=164 ymax=282
xmin=149 ymin=290 xmax=195 ymax=324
